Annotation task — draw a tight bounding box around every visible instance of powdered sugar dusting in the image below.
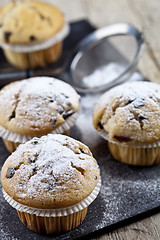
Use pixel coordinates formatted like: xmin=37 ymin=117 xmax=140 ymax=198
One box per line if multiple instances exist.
xmin=17 ymin=76 xmax=80 ymax=115
xmin=94 ymin=81 xmax=160 ymax=143
xmin=0 ymin=76 xmax=80 ymax=133
xmin=103 ymin=81 xmax=160 ymax=102
xmin=99 ymin=81 xmax=160 ymax=114
xmin=70 ymin=87 xmax=160 ymax=235
xmin=4 ymin=134 xmax=99 ymax=205
xmin=21 ymin=77 xmax=78 ymax=105
xmin=0 ymin=79 xmax=160 ymax=238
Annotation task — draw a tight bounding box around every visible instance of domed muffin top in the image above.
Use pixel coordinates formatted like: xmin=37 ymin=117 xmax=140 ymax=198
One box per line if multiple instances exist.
xmin=0 ymin=0 xmax=64 ymax=44
xmin=0 ymin=77 xmax=80 ymax=136
xmin=93 ymin=81 xmax=160 ymax=144
xmin=1 ymin=134 xmax=100 ymax=208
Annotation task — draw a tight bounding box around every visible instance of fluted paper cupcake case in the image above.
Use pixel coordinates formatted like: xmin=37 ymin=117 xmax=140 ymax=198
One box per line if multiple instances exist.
xmin=0 ymin=111 xmax=79 ymax=143
xmin=2 ymin=177 xmax=101 ymax=217
xmin=0 ymin=22 xmax=70 ymax=53
xmin=99 ymin=129 xmax=160 ymax=165
xmin=99 ymin=129 xmax=160 ymax=148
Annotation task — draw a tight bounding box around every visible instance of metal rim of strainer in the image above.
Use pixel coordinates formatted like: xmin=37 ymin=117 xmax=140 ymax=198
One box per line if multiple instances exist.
xmin=68 ymin=23 xmax=144 ymax=93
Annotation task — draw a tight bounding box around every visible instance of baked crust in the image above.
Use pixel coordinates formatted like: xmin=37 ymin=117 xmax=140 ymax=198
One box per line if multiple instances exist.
xmin=1 ymin=134 xmax=100 ymax=208
xmin=0 ymin=77 xmax=80 ymax=135
xmin=93 ymin=81 xmax=160 ymax=144
xmin=0 ymin=0 xmax=64 ymax=44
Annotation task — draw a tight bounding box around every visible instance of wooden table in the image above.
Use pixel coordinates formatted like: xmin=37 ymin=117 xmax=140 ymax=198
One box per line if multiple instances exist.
xmin=1 ymin=0 xmax=160 ymax=239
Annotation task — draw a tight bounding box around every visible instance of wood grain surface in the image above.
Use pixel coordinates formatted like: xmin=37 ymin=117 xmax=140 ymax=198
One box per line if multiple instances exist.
xmin=0 ymin=0 xmax=160 ymax=239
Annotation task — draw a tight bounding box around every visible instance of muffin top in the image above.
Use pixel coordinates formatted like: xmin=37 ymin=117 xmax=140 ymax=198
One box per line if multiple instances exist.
xmin=0 ymin=0 xmax=64 ymax=44
xmin=93 ymin=81 xmax=160 ymax=144
xmin=1 ymin=134 xmax=100 ymax=208
xmin=0 ymin=77 xmax=80 ymax=136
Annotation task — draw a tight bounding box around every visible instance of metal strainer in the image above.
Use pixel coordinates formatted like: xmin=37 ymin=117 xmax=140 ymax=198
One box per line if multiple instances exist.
xmin=68 ymin=23 xmax=144 ymax=93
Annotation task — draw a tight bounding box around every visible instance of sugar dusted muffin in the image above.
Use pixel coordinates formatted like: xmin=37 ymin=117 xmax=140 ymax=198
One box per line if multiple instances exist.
xmin=93 ymin=81 xmax=160 ymax=166
xmin=1 ymin=134 xmax=101 ymax=234
xmin=0 ymin=0 xmax=69 ymax=69
xmin=0 ymin=76 xmax=80 ymax=152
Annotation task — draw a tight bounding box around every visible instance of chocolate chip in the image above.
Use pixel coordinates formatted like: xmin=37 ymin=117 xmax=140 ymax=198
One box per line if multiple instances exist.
xmin=62 ymin=110 xmax=74 ymax=120
xmin=6 ymin=167 xmax=15 ymax=178
xmin=98 ymin=122 xmax=103 ymax=130
xmin=29 ymin=35 xmax=36 ymax=41
xmin=138 ymin=115 xmax=147 ymax=120
xmin=28 ymin=157 xmax=34 ymax=163
xmin=80 ymin=148 xmax=85 ymax=154
xmin=34 ymin=153 xmax=38 ymax=160
xmin=62 ymin=93 xmax=69 ymax=99
xmin=58 ymin=105 xmax=63 ymax=114
xmin=39 ymin=14 xmax=51 ymax=23
xmin=31 ymin=163 xmax=37 ymax=174
xmin=67 ymin=102 xmax=72 ymax=108
xmin=33 ymin=167 xmax=37 ymax=173
xmin=48 ymin=181 xmax=54 ymax=190
xmin=9 ymin=110 xmax=16 ymax=120
xmin=19 ymin=182 xmax=24 ymax=188
xmin=29 ymin=153 xmax=38 ymax=164
xmin=39 ymin=14 xmax=45 ymax=20
xmin=94 ymin=176 xmax=98 ymax=180
xmin=127 ymin=98 xmax=135 ymax=104
xmin=51 ymin=117 xmax=57 ymax=127
xmin=49 ymin=99 xmax=54 ymax=103
xmin=4 ymin=31 xmax=12 ymax=42
xmin=114 ymin=135 xmax=132 ymax=142
xmin=32 ymin=140 xmax=39 ymax=145
xmin=29 ymin=158 xmax=33 ymax=164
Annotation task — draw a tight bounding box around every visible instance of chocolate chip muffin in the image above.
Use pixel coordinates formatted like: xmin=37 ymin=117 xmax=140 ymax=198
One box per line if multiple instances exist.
xmin=93 ymin=81 xmax=160 ymax=165
xmin=0 ymin=76 xmax=80 ymax=152
xmin=0 ymin=0 xmax=69 ymax=69
xmin=1 ymin=134 xmax=101 ymax=234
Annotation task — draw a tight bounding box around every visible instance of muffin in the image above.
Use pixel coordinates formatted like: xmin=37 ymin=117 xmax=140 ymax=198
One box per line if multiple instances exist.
xmin=1 ymin=134 xmax=101 ymax=234
xmin=0 ymin=76 xmax=80 ymax=152
xmin=0 ymin=0 xmax=69 ymax=69
xmin=93 ymin=81 xmax=160 ymax=166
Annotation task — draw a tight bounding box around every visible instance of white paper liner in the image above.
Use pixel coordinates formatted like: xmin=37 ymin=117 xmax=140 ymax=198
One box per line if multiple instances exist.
xmin=0 ymin=111 xmax=79 ymax=143
xmin=99 ymin=129 xmax=160 ymax=148
xmin=2 ymin=177 xmax=101 ymax=217
xmin=0 ymin=22 xmax=70 ymax=53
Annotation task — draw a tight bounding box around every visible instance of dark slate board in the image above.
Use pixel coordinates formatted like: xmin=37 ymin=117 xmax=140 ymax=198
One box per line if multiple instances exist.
xmin=0 ymin=20 xmax=160 ymax=240
xmin=0 ymin=92 xmax=160 ymax=240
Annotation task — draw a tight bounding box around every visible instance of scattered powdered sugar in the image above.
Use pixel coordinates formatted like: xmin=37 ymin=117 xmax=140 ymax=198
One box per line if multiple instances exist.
xmin=74 ymin=93 xmax=102 ymax=147
xmin=10 ymin=134 xmax=97 ymax=198
xmin=0 ymin=188 xmax=18 ymax=240
xmin=82 ymin=63 xmax=125 ymax=88
xmin=0 ymin=78 xmax=160 ymax=238
xmin=96 ymin=173 xmax=160 ymax=230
